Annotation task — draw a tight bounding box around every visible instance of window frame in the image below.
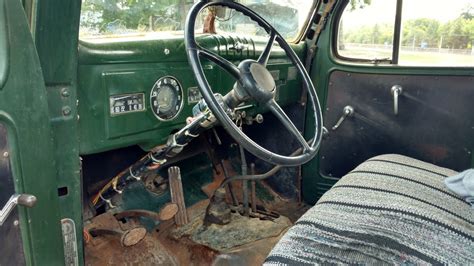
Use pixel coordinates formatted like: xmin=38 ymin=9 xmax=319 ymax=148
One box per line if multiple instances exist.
xmin=293 ymin=1 xmax=319 ymax=43
xmin=333 ymin=0 xmax=474 ymax=67
xmin=333 ymin=0 xmax=405 ymax=64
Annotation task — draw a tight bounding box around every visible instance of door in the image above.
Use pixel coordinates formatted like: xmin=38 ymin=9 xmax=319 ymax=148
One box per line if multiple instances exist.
xmin=303 ymin=0 xmax=474 ymax=203
xmin=0 ymin=0 xmax=65 ymax=264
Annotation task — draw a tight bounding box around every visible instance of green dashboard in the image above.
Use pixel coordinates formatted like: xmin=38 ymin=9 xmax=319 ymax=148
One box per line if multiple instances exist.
xmin=78 ymin=34 xmax=306 ymax=154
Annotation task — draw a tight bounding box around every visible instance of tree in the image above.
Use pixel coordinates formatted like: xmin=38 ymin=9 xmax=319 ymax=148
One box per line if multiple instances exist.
xmin=460 ymin=4 xmax=473 ymax=20
xmin=80 ymin=0 xmax=192 ymax=34
xmin=440 ymin=18 xmax=473 ymax=49
xmin=349 ymin=0 xmax=372 ymax=10
xmin=463 ymin=18 xmax=474 ymax=48
xmin=343 ymin=23 xmax=392 ymax=45
xmin=402 ymin=19 xmax=440 ymax=48
xmin=343 ymin=16 xmax=474 ymax=50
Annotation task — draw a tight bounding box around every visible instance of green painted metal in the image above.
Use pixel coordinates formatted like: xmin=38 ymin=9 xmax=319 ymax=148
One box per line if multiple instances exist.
xmin=6 ymin=0 xmax=307 ymax=263
xmin=34 ymin=1 xmax=81 ymax=83
xmin=78 ymin=38 xmax=305 ymax=154
xmin=8 ymin=0 xmax=473 ymax=262
xmin=33 ymin=0 xmax=84 ymax=264
xmin=0 ymin=0 xmax=65 ymax=264
xmin=302 ymin=0 xmax=474 ymax=205
xmin=77 ymin=35 xmax=297 ymax=65
xmin=0 ymin=0 xmax=8 ymax=90
xmin=122 ymin=154 xmax=213 ymax=221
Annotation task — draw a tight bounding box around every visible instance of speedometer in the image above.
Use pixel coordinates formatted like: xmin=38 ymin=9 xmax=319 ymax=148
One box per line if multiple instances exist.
xmin=150 ymin=76 xmax=183 ymax=121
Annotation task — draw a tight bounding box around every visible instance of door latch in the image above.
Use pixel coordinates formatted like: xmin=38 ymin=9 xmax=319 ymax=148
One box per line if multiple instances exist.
xmin=332 ymin=105 xmax=354 ymax=130
xmin=391 ymin=85 xmax=403 ymax=115
xmin=0 ymin=194 xmax=37 ymax=226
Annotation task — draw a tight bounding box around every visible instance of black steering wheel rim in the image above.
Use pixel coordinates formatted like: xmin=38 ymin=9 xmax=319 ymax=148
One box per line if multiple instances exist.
xmin=185 ymin=0 xmax=323 ymax=166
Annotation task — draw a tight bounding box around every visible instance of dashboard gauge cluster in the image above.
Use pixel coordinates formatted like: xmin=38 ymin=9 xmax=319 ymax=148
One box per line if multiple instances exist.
xmin=150 ymin=76 xmax=184 ymax=121
xmin=109 ymin=93 xmax=145 ymax=116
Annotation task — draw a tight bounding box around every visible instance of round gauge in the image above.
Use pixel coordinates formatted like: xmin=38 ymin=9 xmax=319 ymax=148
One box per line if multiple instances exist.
xmin=150 ymin=76 xmax=183 ymax=121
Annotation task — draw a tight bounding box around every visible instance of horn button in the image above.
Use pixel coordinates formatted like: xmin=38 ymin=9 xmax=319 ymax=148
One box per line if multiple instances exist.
xmin=237 ymin=60 xmax=276 ymax=104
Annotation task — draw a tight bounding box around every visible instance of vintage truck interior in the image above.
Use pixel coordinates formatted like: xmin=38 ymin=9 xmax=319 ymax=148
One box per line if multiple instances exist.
xmin=1 ymin=0 xmax=473 ymax=265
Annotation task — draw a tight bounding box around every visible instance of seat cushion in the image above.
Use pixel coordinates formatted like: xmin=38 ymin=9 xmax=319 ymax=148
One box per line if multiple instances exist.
xmin=265 ymin=154 xmax=474 ymax=265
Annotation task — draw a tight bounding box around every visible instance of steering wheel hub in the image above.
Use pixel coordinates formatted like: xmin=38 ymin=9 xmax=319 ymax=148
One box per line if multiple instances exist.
xmin=237 ymin=60 xmax=276 ymax=104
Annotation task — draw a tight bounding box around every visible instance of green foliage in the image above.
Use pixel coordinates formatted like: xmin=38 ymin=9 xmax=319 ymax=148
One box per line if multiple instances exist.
xmin=349 ymin=0 xmax=372 ymax=10
xmin=401 ymin=19 xmax=440 ymax=47
xmin=460 ymin=4 xmax=473 ymax=19
xmin=343 ymin=23 xmax=393 ymax=44
xmin=80 ymin=0 xmax=192 ymax=34
xmin=343 ymin=16 xmax=474 ymax=49
xmin=441 ymin=17 xmax=474 ymax=49
xmin=80 ymin=0 xmax=302 ymax=39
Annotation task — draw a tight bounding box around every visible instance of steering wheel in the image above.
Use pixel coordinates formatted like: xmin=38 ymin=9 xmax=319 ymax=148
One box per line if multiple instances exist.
xmin=185 ymin=0 xmax=323 ymax=167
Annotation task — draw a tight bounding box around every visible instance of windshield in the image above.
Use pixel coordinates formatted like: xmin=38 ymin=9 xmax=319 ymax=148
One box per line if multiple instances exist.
xmin=79 ymin=0 xmax=314 ymax=41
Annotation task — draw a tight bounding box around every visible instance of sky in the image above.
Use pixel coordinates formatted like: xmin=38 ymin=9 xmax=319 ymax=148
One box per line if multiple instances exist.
xmin=270 ymin=0 xmax=314 ymax=29
xmin=344 ymin=0 xmax=472 ymax=29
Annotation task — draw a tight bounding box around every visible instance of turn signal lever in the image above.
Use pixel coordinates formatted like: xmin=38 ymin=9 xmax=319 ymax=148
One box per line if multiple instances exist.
xmin=0 ymin=194 xmax=37 ymax=226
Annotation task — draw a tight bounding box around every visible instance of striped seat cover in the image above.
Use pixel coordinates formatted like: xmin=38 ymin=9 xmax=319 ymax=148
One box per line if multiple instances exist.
xmin=265 ymin=154 xmax=474 ymax=265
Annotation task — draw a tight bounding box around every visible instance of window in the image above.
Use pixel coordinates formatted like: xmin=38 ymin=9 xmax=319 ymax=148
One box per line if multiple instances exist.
xmin=79 ymin=0 xmax=314 ymax=41
xmin=337 ymin=0 xmax=474 ymax=67
xmin=399 ymin=0 xmax=474 ymax=66
xmin=337 ymin=0 xmax=397 ymax=62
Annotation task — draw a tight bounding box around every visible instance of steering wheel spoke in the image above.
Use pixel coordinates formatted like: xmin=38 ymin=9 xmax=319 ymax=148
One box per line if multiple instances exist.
xmin=198 ymin=48 xmax=241 ymax=80
xmin=258 ymin=32 xmax=277 ymax=66
xmin=267 ymin=100 xmax=311 ymax=152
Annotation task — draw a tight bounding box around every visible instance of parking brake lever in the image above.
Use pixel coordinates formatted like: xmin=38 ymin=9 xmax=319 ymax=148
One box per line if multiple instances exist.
xmin=332 ymin=105 xmax=354 ymax=130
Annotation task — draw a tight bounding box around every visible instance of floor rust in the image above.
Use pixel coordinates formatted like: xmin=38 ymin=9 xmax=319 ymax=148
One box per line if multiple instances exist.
xmin=84 ymin=159 xmax=308 ymax=265
xmin=85 ymin=200 xmax=294 ymax=265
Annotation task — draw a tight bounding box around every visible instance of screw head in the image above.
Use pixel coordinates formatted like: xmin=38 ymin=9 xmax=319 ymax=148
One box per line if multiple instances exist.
xmin=3 ymin=151 xmax=9 ymax=158
xmin=164 ymin=48 xmax=170 ymax=55
xmin=62 ymin=106 xmax=72 ymax=116
xmin=13 ymin=220 xmax=19 ymax=226
xmin=61 ymin=88 xmax=70 ymax=97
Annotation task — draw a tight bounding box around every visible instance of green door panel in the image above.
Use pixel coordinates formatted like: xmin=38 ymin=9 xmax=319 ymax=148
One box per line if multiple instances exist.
xmin=0 ymin=0 xmax=64 ymax=264
xmin=0 ymin=1 xmax=7 ymax=89
xmin=302 ymin=0 xmax=474 ymax=205
xmin=33 ymin=0 xmax=84 ymax=263
xmin=34 ymin=0 xmax=81 ymax=83
xmin=78 ymin=37 xmax=305 ymax=154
